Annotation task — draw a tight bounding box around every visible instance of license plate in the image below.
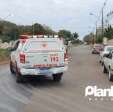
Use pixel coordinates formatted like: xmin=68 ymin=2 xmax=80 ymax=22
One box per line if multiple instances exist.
xmin=40 ymin=67 xmax=48 ymax=70
xmin=39 ymin=68 xmax=50 ymax=74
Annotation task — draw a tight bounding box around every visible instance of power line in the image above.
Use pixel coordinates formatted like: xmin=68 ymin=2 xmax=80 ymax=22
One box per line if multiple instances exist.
xmin=90 ymin=0 xmax=108 ymax=32
xmin=102 ymin=0 xmax=108 ymax=38
xmin=97 ymin=0 xmax=108 ymax=24
xmin=93 ymin=0 xmax=109 ymax=39
xmin=89 ymin=0 xmax=109 ymax=43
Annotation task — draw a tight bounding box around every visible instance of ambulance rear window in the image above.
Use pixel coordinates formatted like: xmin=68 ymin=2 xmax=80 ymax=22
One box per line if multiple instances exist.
xmin=23 ymin=41 xmax=64 ymax=52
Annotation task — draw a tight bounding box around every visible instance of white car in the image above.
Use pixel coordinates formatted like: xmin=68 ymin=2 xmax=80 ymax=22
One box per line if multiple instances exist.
xmin=103 ymin=51 xmax=113 ymax=81
xmin=10 ymin=35 xmax=68 ymax=83
xmin=99 ymin=45 xmax=113 ymax=65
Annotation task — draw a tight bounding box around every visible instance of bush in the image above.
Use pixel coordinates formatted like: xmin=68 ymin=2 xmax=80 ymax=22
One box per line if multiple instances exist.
xmin=95 ymin=35 xmax=103 ymax=43
xmin=0 ymin=48 xmax=10 ymax=61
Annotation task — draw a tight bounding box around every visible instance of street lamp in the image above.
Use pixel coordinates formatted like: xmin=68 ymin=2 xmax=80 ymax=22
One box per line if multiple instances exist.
xmin=101 ymin=0 xmax=108 ymax=38
xmin=89 ymin=13 xmax=98 ymax=43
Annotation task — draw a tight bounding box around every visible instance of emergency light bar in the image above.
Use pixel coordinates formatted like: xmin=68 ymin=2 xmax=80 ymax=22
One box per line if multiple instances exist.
xmin=37 ymin=35 xmax=59 ymax=38
xmin=20 ymin=35 xmax=59 ymax=39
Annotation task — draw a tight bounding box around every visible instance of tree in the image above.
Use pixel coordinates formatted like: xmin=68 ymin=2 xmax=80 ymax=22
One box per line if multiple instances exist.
xmin=0 ymin=24 xmax=3 ymax=35
xmin=0 ymin=20 xmax=79 ymax=43
xmin=95 ymin=35 xmax=103 ymax=43
xmin=0 ymin=20 xmax=19 ymax=42
xmin=73 ymin=32 xmax=79 ymax=39
xmin=43 ymin=25 xmax=56 ymax=35
xmin=104 ymin=25 xmax=113 ymax=39
xmin=58 ymin=30 xmax=72 ymax=41
xmin=32 ymin=23 xmax=45 ymax=34
xmin=58 ymin=30 xmax=80 ymax=44
xmin=0 ymin=20 xmax=56 ymax=42
xmin=83 ymin=33 xmax=94 ymax=44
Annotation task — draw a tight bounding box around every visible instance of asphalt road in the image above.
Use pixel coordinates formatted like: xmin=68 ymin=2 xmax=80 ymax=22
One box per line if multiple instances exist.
xmin=0 ymin=45 xmax=113 ymax=112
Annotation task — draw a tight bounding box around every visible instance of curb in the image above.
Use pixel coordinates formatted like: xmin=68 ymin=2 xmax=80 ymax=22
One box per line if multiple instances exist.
xmin=0 ymin=60 xmax=9 ymax=65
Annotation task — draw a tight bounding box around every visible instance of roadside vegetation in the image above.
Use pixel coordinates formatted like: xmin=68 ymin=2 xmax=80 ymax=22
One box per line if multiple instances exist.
xmin=0 ymin=20 xmax=81 ymax=62
xmin=0 ymin=48 xmax=9 ymax=61
xmin=83 ymin=25 xmax=113 ymax=44
xmin=0 ymin=20 xmax=79 ymax=43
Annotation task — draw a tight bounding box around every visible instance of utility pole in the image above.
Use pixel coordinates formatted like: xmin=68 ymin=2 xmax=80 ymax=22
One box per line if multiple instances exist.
xmin=101 ymin=0 xmax=108 ymax=38
xmin=102 ymin=8 xmax=104 ymax=39
xmin=96 ymin=21 xmax=97 ymax=41
xmin=89 ymin=13 xmax=98 ymax=43
xmin=32 ymin=22 xmax=34 ymax=36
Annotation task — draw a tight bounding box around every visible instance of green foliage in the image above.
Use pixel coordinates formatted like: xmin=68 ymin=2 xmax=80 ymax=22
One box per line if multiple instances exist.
xmin=43 ymin=25 xmax=56 ymax=35
xmin=0 ymin=20 xmax=56 ymax=42
xmin=95 ymin=25 xmax=113 ymax=43
xmin=0 ymin=48 xmax=9 ymax=60
xmin=83 ymin=33 xmax=94 ymax=44
xmin=104 ymin=25 xmax=113 ymax=40
xmin=58 ymin=30 xmax=79 ymax=43
xmin=32 ymin=23 xmax=45 ymax=34
xmin=73 ymin=32 xmax=79 ymax=39
xmin=0 ymin=20 xmax=19 ymax=42
xmin=0 ymin=20 xmax=79 ymax=43
xmin=84 ymin=32 xmax=103 ymax=44
xmin=58 ymin=30 xmax=72 ymax=41
xmin=95 ymin=35 xmax=103 ymax=43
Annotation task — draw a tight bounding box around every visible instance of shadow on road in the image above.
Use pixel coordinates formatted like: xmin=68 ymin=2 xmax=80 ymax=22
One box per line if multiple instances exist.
xmin=21 ymin=76 xmax=63 ymax=88
xmin=8 ymin=73 xmax=64 ymax=88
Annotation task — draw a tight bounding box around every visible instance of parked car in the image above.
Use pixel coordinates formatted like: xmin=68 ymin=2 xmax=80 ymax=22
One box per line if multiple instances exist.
xmin=10 ymin=35 xmax=68 ymax=83
xmin=92 ymin=44 xmax=103 ymax=54
xmin=100 ymin=45 xmax=113 ymax=65
xmin=103 ymin=51 xmax=113 ymax=81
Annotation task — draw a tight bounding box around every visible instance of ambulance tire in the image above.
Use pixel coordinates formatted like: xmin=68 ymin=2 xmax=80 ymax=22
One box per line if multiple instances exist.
xmin=53 ymin=73 xmax=63 ymax=82
xmin=10 ymin=61 xmax=15 ymax=74
xmin=16 ymin=66 xmax=23 ymax=83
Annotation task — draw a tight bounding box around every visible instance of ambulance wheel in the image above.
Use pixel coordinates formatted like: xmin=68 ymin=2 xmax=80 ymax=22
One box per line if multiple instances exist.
xmin=10 ymin=61 xmax=15 ymax=74
xmin=53 ymin=73 xmax=63 ymax=82
xmin=103 ymin=65 xmax=107 ymax=73
xmin=15 ymin=66 xmax=23 ymax=83
xmin=109 ymin=70 xmax=113 ymax=81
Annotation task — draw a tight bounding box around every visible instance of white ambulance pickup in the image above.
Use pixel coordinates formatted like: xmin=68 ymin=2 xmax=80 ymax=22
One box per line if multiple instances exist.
xmin=10 ymin=35 xmax=68 ymax=83
xmin=103 ymin=51 xmax=113 ymax=81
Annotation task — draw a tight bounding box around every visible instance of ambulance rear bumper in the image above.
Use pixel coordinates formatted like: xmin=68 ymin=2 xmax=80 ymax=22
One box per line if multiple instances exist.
xmin=20 ymin=66 xmax=68 ymax=76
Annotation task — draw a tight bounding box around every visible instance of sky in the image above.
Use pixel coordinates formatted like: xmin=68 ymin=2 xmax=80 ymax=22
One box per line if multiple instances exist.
xmin=0 ymin=0 xmax=113 ymax=39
